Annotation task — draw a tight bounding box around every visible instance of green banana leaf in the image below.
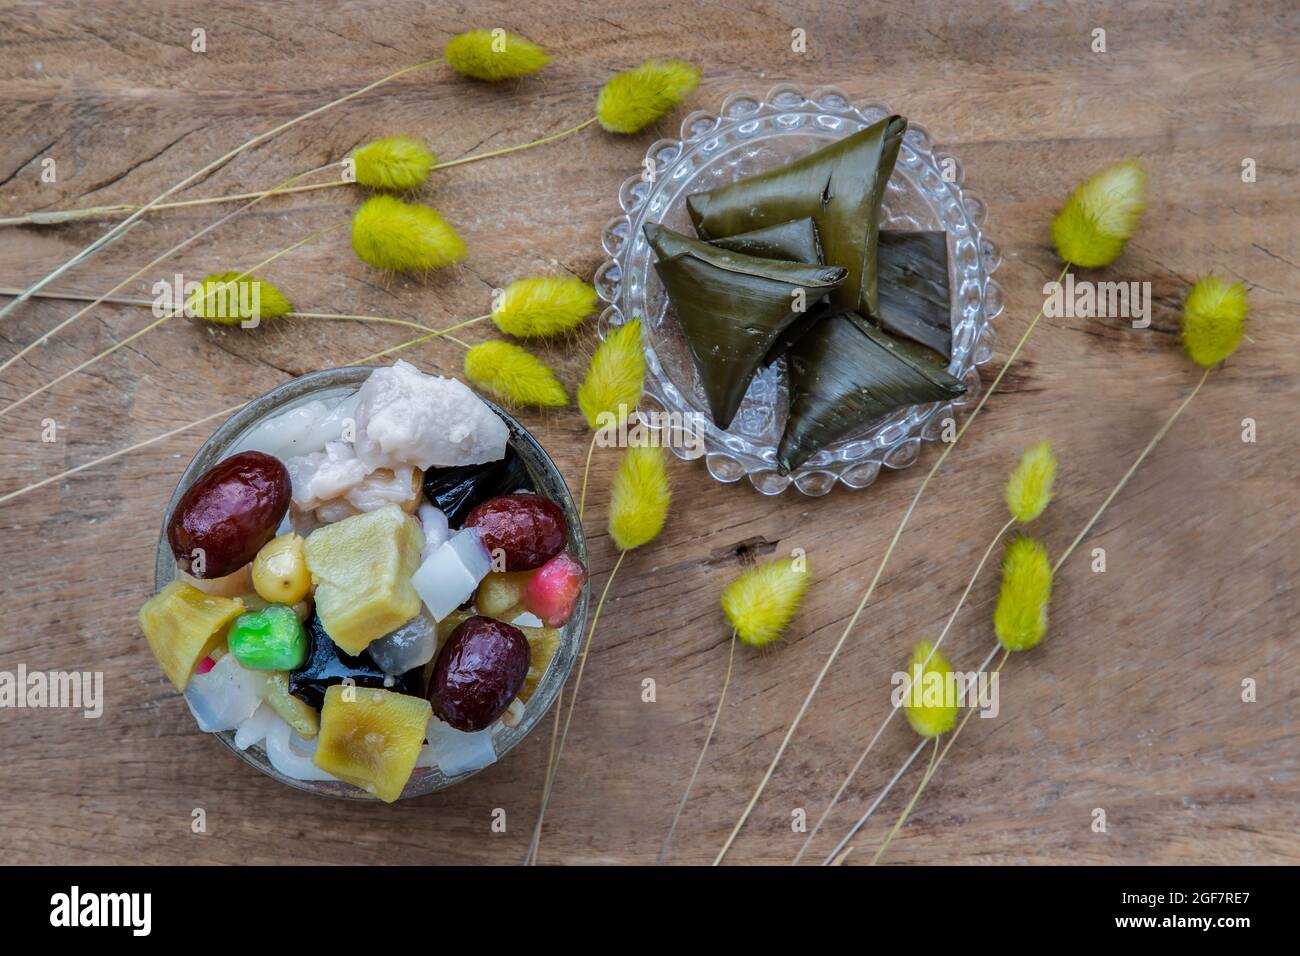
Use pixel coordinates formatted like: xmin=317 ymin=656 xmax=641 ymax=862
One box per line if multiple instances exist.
xmin=706 ymin=217 xmax=824 ymax=263
xmin=645 ymin=222 xmax=847 ymax=430
xmin=707 ymin=217 xmax=826 ymax=365
xmin=877 ymin=230 xmax=953 ymax=358
xmin=686 ymin=115 xmax=907 ymax=321
xmin=778 ymin=310 xmax=966 ymax=474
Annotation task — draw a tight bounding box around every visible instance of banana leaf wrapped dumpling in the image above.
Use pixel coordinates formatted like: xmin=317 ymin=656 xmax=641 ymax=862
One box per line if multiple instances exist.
xmin=777 ymin=310 xmax=966 ymax=474
xmin=706 ymin=217 xmax=824 ymax=264
xmin=877 ymin=230 xmax=953 ymax=358
xmin=706 ymin=217 xmax=826 ymax=365
xmin=685 ymin=115 xmax=907 ymax=322
xmin=645 ymin=222 xmax=847 ymax=430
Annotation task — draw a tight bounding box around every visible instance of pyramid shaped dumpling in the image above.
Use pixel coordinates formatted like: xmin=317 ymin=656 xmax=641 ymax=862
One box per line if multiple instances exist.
xmin=686 ymin=115 xmax=907 ymax=322
xmin=645 ymin=223 xmax=847 ymax=430
xmin=778 ymin=310 xmax=966 ymax=474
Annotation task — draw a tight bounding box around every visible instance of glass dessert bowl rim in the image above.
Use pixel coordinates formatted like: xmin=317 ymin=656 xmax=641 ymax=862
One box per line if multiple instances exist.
xmin=594 ymin=82 xmax=1004 ymax=496
xmin=152 ymin=364 xmax=590 ymax=800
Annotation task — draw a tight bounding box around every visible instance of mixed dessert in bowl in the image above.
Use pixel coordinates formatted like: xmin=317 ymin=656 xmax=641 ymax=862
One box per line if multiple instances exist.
xmin=140 ymin=361 xmax=587 ymax=801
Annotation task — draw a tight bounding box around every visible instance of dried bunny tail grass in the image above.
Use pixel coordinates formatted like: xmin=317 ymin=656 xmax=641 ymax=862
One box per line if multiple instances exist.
xmin=444 ymin=29 xmax=549 ymax=81
xmin=903 ymin=640 xmax=958 ymax=738
xmin=463 ymin=340 xmax=568 ymax=408
xmin=577 ymin=318 xmax=644 ymax=429
xmin=608 ymin=443 xmax=671 ymax=552
xmin=1004 ymin=440 xmax=1057 ymax=523
xmin=597 ymin=59 xmax=701 ymax=134
xmin=721 ymin=557 xmax=813 ymax=650
xmin=1181 ymin=274 xmax=1249 ymax=368
xmin=492 ymin=275 xmax=598 ymax=339
xmin=350 ymin=195 xmax=466 ymax=272
xmin=0 ymin=56 xmax=439 ymax=321
xmin=1050 ymin=160 xmax=1146 ymax=268
xmin=187 ymin=272 xmax=294 ymax=326
xmin=994 ymin=535 xmax=1053 ymax=652
xmin=352 ymin=136 xmax=436 ymax=191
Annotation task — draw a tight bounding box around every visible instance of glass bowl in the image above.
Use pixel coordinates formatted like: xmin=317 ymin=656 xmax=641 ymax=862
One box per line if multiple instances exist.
xmin=594 ymin=84 xmax=1004 ymax=496
xmin=153 ymin=366 xmax=589 ymax=799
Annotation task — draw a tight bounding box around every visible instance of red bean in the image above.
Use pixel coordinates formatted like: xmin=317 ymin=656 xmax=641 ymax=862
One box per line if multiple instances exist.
xmin=463 ymin=493 xmax=566 ymax=571
xmin=167 ymin=451 xmax=290 ymax=579
xmin=429 ymin=616 xmax=530 ymax=731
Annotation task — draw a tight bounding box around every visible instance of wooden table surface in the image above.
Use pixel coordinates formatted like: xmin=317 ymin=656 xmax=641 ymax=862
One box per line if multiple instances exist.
xmin=0 ymin=1 xmax=1295 ymax=866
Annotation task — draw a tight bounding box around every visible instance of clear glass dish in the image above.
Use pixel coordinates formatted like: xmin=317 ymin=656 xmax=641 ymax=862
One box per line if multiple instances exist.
xmin=153 ymin=366 xmax=588 ymax=799
xmin=594 ymin=84 xmax=1004 ymax=496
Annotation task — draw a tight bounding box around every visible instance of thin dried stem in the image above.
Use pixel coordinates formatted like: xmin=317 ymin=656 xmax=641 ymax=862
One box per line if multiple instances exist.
xmin=431 ymin=117 xmax=598 ymax=171
xmin=714 ymin=261 xmax=1073 ymax=865
xmin=0 ymin=290 xmax=478 ymax=349
xmin=0 ymin=223 xmax=343 ymax=421
xmin=1053 ymin=366 xmax=1212 ymax=574
xmin=822 ymin=738 xmax=928 ymax=865
xmin=0 ymin=57 xmax=439 ymax=321
xmin=1 ymin=114 xmax=596 ymax=228
xmin=869 ymin=735 xmax=943 ymax=865
xmin=525 ymin=548 xmax=628 ymax=865
xmin=346 ymin=315 xmax=488 ymax=363
xmin=0 ymin=179 xmax=349 ymax=227
xmin=659 ymin=629 xmax=737 ymax=864
xmin=577 ymin=432 xmax=598 ymax=521
xmin=0 ymin=161 xmax=340 ymax=376
xmin=793 ymin=516 xmax=1014 ymax=864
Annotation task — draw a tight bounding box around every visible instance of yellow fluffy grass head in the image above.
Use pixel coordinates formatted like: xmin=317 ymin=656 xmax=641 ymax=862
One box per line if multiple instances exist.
xmin=1005 ymin=440 xmax=1057 ymax=523
xmin=464 ymin=340 xmax=568 ymax=408
xmin=351 ymin=195 xmax=466 ymax=272
xmin=596 ymin=60 xmax=701 ymax=134
xmin=492 ymin=276 xmax=597 ymax=339
xmin=902 ymin=640 xmax=958 ymax=738
xmin=187 ymin=272 xmax=293 ymax=326
xmin=444 ymin=29 xmax=549 ymax=82
xmin=351 ymin=136 xmax=436 ymax=192
xmin=1181 ymin=275 xmax=1249 ymax=368
xmin=608 ymin=443 xmax=670 ymax=551
xmin=1050 ymin=160 xmax=1146 ymax=268
xmin=578 ymin=318 xmax=644 ymax=429
xmin=994 ymin=535 xmax=1053 ymax=652
xmin=721 ymin=556 xmax=813 ymax=650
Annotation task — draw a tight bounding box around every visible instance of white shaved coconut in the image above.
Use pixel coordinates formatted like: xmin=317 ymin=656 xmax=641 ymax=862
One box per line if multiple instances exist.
xmin=184 ymin=654 xmax=263 ymax=732
xmin=417 ymin=503 xmax=450 ymax=558
xmin=234 ymin=703 xmax=279 ymax=751
xmin=412 ymin=528 xmax=493 ymax=621
xmin=353 ymin=360 xmax=507 ymax=470
xmin=368 ymin=611 xmax=438 ymax=676
xmin=264 ymin=716 xmax=339 ymax=782
xmin=417 ymin=716 xmax=497 ymax=776
xmin=284 ymin=441 xmax=367 ymax=511
xmin=229 ymin=393 xmax=360 ymax=461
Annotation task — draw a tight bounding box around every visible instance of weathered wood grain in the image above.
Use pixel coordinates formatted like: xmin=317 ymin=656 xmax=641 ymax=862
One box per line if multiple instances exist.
xmin=0 ymin=0 xmax=1296 ymax=865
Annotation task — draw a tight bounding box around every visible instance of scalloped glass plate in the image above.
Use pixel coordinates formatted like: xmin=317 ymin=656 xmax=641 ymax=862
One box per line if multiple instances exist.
xmin=594 ymin=84 xmax=1002 ymax=496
